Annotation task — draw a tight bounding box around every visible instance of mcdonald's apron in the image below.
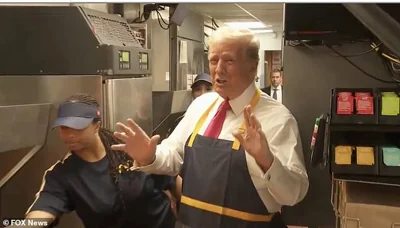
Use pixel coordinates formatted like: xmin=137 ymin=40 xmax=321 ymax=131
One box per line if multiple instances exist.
xmin=179 ymin=89 xmax=287 ymax=228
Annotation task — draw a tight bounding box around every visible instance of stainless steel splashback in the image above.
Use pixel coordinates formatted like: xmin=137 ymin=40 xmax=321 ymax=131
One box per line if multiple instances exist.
xmin=0 ymin=104 xmax=50 ymax=153
xmin=103 ymin=77 xmax=153 ymax=135
xmin=0 ymin=75 xmax=102 ymax=228
xmin=0 ymin=103 xmax=51 ymax=191
xmin=152 ymin=90 xmax=192 ymax=140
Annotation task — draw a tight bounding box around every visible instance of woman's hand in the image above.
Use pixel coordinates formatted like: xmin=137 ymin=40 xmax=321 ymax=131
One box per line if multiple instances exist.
xmin=164 ymin=190 xmax=179 ymax=219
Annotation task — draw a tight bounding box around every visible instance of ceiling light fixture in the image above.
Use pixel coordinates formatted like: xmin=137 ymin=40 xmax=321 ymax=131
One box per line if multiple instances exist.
xmin=225 ymin=21 xmax=266 ymax=29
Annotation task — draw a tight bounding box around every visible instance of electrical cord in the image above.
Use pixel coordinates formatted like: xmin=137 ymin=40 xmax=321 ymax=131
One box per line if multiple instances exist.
xmin=371 ymin=42 xmax=400 ymax=82
xmin=291 ymin=39 xmax=400 ymax=84
xmin=377 ymin=47 xmax=400 ymax=84
xmin=325 ymin=43 xmax=398 ymax=84
xmin=371 ymin=42 xmax=400 ymax=64
xmin=290 ymin=40 xmax=382 ymax=58
xmin=390 ymin=61 xmax=400 ymax=73
xmin=335 ymin=43 xmax=381 ymax=57
xmin=380 ymin=53 xmax=400 ymax=85
xmin=318 ymin=40 xmax=400 ymax=71
xmin=212 ymin=18 xmax=219 ymax=29
xmin=156 ymin=9 xmax=170 ymax=30
xmin=289 ymin=37 xmax=400 ymax=84
xmin=129 ymin=4 xmax=172 ymax=31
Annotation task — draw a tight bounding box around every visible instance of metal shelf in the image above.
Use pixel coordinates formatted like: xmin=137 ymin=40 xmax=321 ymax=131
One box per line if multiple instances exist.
xmin=333 ymin=173 xmax=400 ymax=187
xmin=330 ymin=123 xmax=400 ymax=133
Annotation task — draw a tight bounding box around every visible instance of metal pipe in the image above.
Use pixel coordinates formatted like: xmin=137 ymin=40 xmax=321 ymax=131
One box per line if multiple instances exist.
xmin=169 ymin=7 xmax=178 ymax=91
xmin=343 ymin=3 xmax=400 ymax=58
xmin=204 ymin=24 xmax=215 ymax=31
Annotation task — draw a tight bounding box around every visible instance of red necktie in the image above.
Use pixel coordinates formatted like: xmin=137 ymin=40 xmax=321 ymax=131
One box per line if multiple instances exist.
xmin=203 ymin=99 xmax=231 ymax=139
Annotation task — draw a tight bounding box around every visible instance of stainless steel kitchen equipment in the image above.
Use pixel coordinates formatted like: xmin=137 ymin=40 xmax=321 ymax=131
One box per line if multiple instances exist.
xmin=152 ymin=90 xmax=192 ymax=141
xmin=0 ymin=6 xmax=153 ymax=227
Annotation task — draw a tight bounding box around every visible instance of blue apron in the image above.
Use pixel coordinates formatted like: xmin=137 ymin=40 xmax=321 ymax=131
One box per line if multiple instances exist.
xmin=179 ymin=89 xmax=287 ymax=228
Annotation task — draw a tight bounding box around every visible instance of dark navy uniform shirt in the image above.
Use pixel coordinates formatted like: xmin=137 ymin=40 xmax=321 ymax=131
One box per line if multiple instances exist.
xmin=27 ymin=152 xmax=176 ymax=228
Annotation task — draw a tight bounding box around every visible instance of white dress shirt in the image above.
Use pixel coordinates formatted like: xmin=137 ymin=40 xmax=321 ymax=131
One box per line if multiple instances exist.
xmin=270 ymin=84 xmax=283 ymax=103
xmin=134 ymin=82 xmax=309 ymax=213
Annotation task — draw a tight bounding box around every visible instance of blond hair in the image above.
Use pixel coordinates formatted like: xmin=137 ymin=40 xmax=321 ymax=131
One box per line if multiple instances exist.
xmin=208 ymin=26 xmax=260 ymax=61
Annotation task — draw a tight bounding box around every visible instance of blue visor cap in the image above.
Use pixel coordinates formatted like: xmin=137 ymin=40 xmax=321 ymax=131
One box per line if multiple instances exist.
xmin=52 ymin=102 xmax=101 ymax=130
xmin=191 ymin=73 xmax=212 ymax=88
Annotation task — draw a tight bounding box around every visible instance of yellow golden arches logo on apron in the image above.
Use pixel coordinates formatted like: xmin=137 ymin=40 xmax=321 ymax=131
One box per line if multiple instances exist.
xmin=187 ymin=89 xmax=261 ymax=150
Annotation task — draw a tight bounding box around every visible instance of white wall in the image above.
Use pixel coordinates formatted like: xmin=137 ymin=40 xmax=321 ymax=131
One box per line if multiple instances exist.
xmin=255 ymin=31 xmax=283 ymax=88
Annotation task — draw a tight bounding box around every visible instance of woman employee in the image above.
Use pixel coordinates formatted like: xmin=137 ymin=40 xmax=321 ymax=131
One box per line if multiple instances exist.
xmin=167 ymin=73 xmax=213 ymax=137
xmin=25 ymin=93 xmax=177 ymax=228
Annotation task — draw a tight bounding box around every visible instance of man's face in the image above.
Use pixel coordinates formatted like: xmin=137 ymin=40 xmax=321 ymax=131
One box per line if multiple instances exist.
xmin=208 ymin=40 xmax=257 ymax=100
xmin=192 ymin=81 xmax=213 ymax=99
xmin=58 ymin=123 xmax=99 ymax=152
xmin=270 ymin=72 xmax=282 ymax=87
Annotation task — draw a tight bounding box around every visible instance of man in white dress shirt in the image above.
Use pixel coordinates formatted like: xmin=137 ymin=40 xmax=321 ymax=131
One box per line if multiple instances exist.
xmin=261 ymin=71 xmax=283 ymax=103
xmin=112 ymin=26 xmax=309 ymax=228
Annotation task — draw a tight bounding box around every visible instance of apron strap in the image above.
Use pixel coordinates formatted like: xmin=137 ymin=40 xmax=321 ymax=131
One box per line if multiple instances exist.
xmin=188 ymin=89 xmax=262 ymax=150
xmin=180 ymin=195 xmax=275 ymax=222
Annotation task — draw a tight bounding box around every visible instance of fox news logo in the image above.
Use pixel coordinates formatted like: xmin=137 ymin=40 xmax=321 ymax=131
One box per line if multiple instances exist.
xmin=2 ymin=218 xmax=49 ymax=227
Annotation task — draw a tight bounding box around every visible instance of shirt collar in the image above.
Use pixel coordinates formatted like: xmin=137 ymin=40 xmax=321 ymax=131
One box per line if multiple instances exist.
xmin=272 ymin=84 xmax=282 ymax=90
xmin=218 ymin=82 xmax=257 ymax=117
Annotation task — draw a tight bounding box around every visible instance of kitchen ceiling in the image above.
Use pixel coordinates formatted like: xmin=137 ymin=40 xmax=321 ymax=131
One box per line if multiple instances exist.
xmin=189 ymin=3 xmax=284 ymax=32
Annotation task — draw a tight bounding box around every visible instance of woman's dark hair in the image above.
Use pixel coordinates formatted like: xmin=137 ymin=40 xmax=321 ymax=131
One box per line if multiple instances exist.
xmin=65 ymin=93 xmax=132 ymax=210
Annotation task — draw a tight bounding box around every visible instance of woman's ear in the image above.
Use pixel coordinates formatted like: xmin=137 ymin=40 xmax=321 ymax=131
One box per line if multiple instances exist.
xmin=95 ymin=121 xmax=101 ymax=134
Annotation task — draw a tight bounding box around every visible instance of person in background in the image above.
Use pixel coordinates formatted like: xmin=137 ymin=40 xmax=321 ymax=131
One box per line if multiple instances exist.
xmin=261 ymin=70 xmax=283 ymax=103
xmin=167 ymin=73 xmax=213 ymax=138
xmin=112 ymin=27 xmax=308 ymax=228
xmin=166 ymin=73 xmax=213 ymax=226
xmin=25 ymin=93 xmax=177 ymax=228
xmin=190 ymin=73 xmax=213 ymax=100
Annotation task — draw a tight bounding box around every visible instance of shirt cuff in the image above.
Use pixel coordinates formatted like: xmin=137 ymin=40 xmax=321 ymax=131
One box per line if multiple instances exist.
xmin=168 ymin=176 xmax=177 ymax=190
xmin=260 ymin=155 xmax=285 ymax=184
xmin=130 ymin=154 xmax=161 ymax=172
